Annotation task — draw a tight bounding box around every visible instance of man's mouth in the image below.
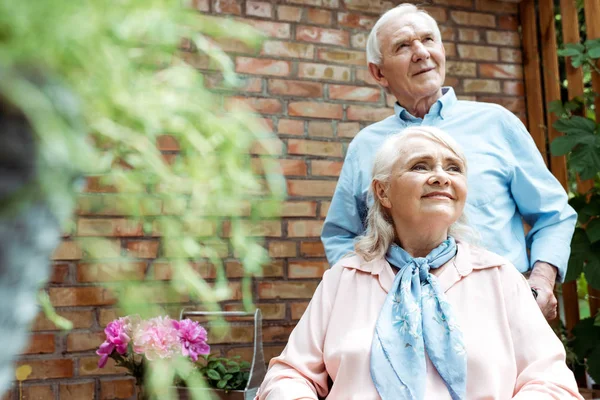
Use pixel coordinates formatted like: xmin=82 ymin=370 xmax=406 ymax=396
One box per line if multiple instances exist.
xmin=414 ymin=67 xmax=434 ymax=76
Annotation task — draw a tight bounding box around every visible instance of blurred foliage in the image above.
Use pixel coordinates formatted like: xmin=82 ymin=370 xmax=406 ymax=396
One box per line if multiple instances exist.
xmin=0 ymin=0 xmax=285 ymax=397
xmin=199 ymin=354 xmax=251 ymax=391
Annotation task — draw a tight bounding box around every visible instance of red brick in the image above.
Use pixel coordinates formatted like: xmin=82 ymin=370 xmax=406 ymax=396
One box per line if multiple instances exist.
xmin=447 ymin=61 xmax=477 ymax=77
xmin=77 ymin=218 xmax=142 ymax=237
xmin=500 ymin=48 xmax=522 ymax=63
xmin=261 ymin=41 xmax=314 ymax=59
xmin=296 ymin=26 xmax=349 ymax=46
xmin=157 ymin=134 xmax=179 ymax=151
xmin=320 ymin=201 xmax=331 ymax=218
xmin=59 ymin=382 xmax=95 ymax=400
xmin=499 ymin=15 xmax=519 ymax=30
xmin=278 ymin=119 xmax=305 ymax=135
xmin=124 ymin=240 xmax=159 ymax=258
xmin=422 ymin=6 xmax=447 ymax=23
xmin=329 ymin=84 xmax=380 ymax=102
xmin=52 ymin=241 xmax=82 ymax=260
xmin=16 ymin=359 xmax=73 ymax=380
xmin=282 ymin=201 xmax=317 ymax=217
xmin=279 ymin=159 xmax=308 ymax=176
xmin=306 ymin=8 xmax=332 ymax=25
xmin=50 ymin=263 xmax=69 ymax=284
xmin=32 ymin=310 xmax=94 ymax=331
xmin=99 ymin=379 xmax=135 ymax=400
xmin=354 ymin=68 xmax=378 ymax=86
xmin=246 ymin=1 xmax=272 ymax=18
xmin=300 ymin=241 xmax=326 ymax=257
xmin=76 ymin=262 xmax=147 ymax=282
xmin=479 ymin=63 xmax=523 ymax=79
xmin=440 ymin=26 xmax=456 ymax=41
xmin=226 ymin=260 xmax=284 ymax=278
xmin=206 ymin=74 xmax=263 ymax=91
xmin=263 ymin=325 xmax=295 ymax=342
xmin=308 ymin=121 xmax=334 ymax=137
xmin=288 ymin=102 xmax=343 ymax=119
xmin=503 ymin=81 xmax=524 ymax=96
xmin=311 ymin=160 xmax=343 ymax=176
xmin=21 ymin=334 xmax=55 ymax=355
xmin=337 ymin=122 xmax=361 ymax=138
xmin=444 ymin=76 xmax=460 ymax=88
xmin=225 ymin=96 xmax=283 ymax=114
xmin=237 ymin=19 xmax=291 ymax=38
xmin=268 ymin=241 xmax=298 ymax=258
xmin=213 ymin=0 xmax=241 ymax=14
xmin=250 ymin=137 xmax=284 ymax=156
xmin=476 ymin=0 xmax=518 ymax=13
xmin=451 ymin=11 xmax=496 ymax=27
xmin=435 ymin=0 xmax=474 ymax=7
xmin=222 ymin=220 xmax=282 ymax=237
xmin=291 ymin=301 xmax=310 ymax=320
xmin=288 ymin=139 xmax=343 ymax=157
xmin=347 ymin=105 xmax=393 ymax=122
xmin=351 ymin=31 xmax=368 ymax=49
xmin=66 ymin=331 xmax=105 ymax=352
xmin=458 ymin=28 xmax=481 ymax=43
xmin=457 ymin=44 xmax=498 ymax=61
xmin=49 ymin=287 xmax=116 ymax=307
xmin=486 ymin=30 xmax=520 ymax=46
xmin=445 ymin=42 xmax=457 ymax=57
xmin=223 ymin=303 xmax=287 ymax=320
xmin=337 ymin=12 xmax=376 ymax=29
xmin=287 ymin=0 xmax=339 ymax=7
xmin=463 ymin=79 xmax=501 ymax=93
xmin=236 ymin=57 xmax=291 ymax=76
xmin=277 ymin=5 xmax=302 ymax=21
xmin=258 ymin=281 xmax=319 ymax=299
xmin=289 ymin=260 xmax=329 ymax=278
xmin=287 ymin=180 xmax=337 ymax=197
xmin=288 ymin=220 xmax=324 ymax=237
xmin=21 ymin=384 xmax=54 ymax=399
xmin=343 ymin=0 xmax=381 ymax=12
xmin=268 ymin=79 xmax=323 ymax=97
xmin=298 ymin=62 xmax=351 ymax=82
xmin=317 ymin=49 xmax=366 ymax=66
xmin=79 ymin=356 xmax=128 ymax=376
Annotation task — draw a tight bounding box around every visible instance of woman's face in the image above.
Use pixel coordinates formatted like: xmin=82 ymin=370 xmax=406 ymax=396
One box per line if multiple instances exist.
xmin=377 ymin=135 xmax=467 ymax=231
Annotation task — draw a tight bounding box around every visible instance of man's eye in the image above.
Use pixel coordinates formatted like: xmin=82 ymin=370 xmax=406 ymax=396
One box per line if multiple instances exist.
xmin=423 ymin=37 xmax=434 ymax=42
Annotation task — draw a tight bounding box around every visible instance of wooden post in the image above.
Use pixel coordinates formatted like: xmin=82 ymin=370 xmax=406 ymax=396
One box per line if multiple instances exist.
xmin=520 ymin=0 xmax=548 ymax=165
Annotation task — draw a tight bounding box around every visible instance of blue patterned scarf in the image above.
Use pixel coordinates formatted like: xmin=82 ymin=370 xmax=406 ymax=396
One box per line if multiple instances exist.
xmin=370 ymin=237 xmax=467 ymax=400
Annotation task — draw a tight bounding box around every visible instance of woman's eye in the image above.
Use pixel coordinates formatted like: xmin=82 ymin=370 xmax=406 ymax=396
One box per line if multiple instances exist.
xmin=447 ymin=165 xmax=462 ymax=173
xmin=411 ymin=163 xmax=428 ymax=171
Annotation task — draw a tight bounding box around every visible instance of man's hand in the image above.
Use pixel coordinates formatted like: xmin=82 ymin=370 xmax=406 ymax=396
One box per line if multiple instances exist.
xmin=528 ymin=261 xmax=559 ymax=321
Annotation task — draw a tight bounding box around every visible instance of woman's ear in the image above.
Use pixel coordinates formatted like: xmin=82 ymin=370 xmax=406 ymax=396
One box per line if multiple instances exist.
xmin=373 ymin=180 xmax=392 ymax=209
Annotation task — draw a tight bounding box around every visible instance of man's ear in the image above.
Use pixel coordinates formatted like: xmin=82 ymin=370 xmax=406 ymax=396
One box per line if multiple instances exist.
xmin=373 ymin=180 xmax=392 ymax=209
xmin=368 ymin=62 xmax=388 ymax=88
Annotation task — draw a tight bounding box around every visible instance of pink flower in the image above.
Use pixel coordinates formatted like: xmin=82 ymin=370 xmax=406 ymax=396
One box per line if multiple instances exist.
xmin=172 ymin=319 xmax=210 ymax=362
xmin=132 ymin=316 xmax=180 ymax=360
xmin=96 ymin=316 xmax=135 ymax=368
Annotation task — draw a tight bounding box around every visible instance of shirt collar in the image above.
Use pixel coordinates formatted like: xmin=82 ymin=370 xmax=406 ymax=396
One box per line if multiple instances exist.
xmin=392 ymin=86 xmax=457 ymax=121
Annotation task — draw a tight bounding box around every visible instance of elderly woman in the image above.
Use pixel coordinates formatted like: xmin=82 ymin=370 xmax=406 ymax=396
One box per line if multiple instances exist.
xmin=256 ymin=126 xmax=582 ymax=400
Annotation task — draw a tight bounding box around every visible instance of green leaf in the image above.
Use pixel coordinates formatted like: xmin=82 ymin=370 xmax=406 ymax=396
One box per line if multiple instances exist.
xmin=585 ymin=241 xmax=600 ymax=290
xmin=206 ymin=369 xmax=221 ymax=380
xmin=587 ymin=345 xmax=600 ymax=383
xmin=586 ymin=219 xmax=600 ymax=243
xmin=569 ymin=143 xmax=600 ymax=180
xmin=548 ymin=100 xmax=566 ymax=117
xmin=217 ymin=379 xmax=228 ymax=389
xmin=553 ymin=116 xmax=596 ymax=136
xmin=586 ymin=38 xmax=600 ymax=59
xmin=223 ymin=374 xmax=233 ymax=381
xmin=558 ymin=43 xmax=585 ymax=57
xmin=550 ymin=136 xmax=579 ymax=156
xmin=566 ymin=228 xmax=589 ymax=282
xmin=227 ymin=365 xmax=240 ymax=373
xmin=571 ymin=317 xmax=600 ymax=359
xmin=216 ymin=363 xmax=228 ymax=375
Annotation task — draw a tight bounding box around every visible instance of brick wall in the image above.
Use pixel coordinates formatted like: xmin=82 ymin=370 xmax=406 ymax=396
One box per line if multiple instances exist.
xmin=6 ymin=0 xmax=524 ymax=399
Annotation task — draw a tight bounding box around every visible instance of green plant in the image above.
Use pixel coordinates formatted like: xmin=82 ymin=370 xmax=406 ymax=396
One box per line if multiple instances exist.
xmin=551 ymin=37 xmax=600 ymax=383
xmin=199 ymin=354 xmax=251 ymax=391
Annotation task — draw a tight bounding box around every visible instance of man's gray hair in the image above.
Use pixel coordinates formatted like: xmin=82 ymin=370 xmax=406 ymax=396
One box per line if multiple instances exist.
xmin=366 ymin=4 xmax=442 ymax=66
xmin=354 ymin=126 xmax=477 ymax=261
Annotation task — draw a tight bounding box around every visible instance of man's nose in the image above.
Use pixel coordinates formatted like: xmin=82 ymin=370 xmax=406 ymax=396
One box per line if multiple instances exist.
xmin=412 ymin=41 xmax=431 ymax=62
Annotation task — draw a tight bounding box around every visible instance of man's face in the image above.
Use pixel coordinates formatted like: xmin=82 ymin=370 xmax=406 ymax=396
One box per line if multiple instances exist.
xmin=373 ymin=13 xmax=446 ymax=105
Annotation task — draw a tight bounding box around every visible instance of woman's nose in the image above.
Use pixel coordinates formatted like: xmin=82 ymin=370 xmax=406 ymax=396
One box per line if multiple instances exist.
xmin=428 ymin=169 xmax=450 ymax=186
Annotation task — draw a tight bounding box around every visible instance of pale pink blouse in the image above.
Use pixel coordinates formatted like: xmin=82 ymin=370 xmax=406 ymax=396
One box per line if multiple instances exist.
xmin=257 ymin=242 xmax=583 ymax=400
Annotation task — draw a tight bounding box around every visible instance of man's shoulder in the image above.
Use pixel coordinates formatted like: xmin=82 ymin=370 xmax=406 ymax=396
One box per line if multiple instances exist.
xmin=456 ymin=99 xmax=514 ymax=116
xmin=348 ymin=114 xmax=401 ymax=153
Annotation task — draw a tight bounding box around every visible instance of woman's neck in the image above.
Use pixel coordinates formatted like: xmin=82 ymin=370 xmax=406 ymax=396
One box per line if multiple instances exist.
xmin=395 ymin=226 xmax=448 ymax=258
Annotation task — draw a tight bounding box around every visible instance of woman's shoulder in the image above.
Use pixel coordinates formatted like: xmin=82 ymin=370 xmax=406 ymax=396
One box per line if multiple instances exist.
xmin=456 ymin=241 xmax=513 ymax=272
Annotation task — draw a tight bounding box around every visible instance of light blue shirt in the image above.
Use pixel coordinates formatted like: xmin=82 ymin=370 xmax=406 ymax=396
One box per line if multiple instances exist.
xmin=321 ymin=87 xmax=577 ymax=281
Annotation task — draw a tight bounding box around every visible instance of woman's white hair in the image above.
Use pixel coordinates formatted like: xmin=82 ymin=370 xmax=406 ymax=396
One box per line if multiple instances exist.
xmin=366 ymin=4 xmax=442 ymax=66
xmin=354 ymin=126 xmax=478 ymax=261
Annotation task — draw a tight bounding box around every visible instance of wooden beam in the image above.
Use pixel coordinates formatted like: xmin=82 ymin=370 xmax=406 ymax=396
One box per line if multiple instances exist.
xmin=520 ymin=0 xmax=548 ymax=164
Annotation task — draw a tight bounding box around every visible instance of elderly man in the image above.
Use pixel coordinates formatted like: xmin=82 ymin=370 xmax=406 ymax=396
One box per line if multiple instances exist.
xmin=321 ymin=3 xmax=577 ymax=320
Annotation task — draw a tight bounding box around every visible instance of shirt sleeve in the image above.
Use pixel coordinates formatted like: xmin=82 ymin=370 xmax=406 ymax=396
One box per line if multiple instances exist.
xmin=321 ymin=147 xmax=365 ymax=265
xmin=256 ymin=266 xmax=343 ymax=400
xmin=503 ymin=114 xmax=577 ymax=281
xmin=498 ymin=263 xmax=583 ymax=399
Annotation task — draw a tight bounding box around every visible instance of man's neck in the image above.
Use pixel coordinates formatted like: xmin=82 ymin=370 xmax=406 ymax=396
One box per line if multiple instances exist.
xmin=396 ymin=89 xmax=443 ymax=119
